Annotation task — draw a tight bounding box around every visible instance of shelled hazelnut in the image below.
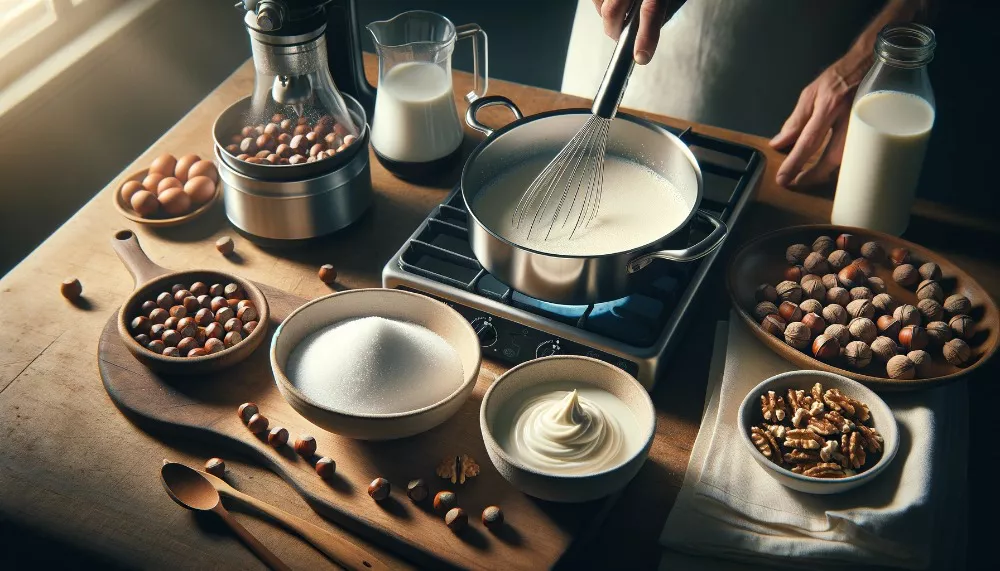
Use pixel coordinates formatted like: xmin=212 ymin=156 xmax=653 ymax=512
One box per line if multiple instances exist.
xmin=318 ymin=264 xmax=338 ymax=284
xmin=121 ymin=154 xmax=217 ymax=219
xmin=216 ymin=236 xmax=235 ymax=255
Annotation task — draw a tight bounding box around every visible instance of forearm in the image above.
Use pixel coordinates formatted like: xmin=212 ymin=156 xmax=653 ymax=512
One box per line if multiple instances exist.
xmin=837 ymin=1 xmax=932 ymax=88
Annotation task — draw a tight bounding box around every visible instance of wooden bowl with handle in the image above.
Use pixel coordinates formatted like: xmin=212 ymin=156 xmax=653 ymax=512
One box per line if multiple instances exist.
xmin=111 ymin=229 xmax=269 ymax=374
xmin=727 ymin=224 xmax=998 ymax=390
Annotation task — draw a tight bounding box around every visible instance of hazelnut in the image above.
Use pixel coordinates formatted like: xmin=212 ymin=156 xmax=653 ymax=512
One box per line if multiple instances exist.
xmin=406 ymin=479 xmax=429 ymax=502
xmin=846 ymin=299 xmax=875 ymax=320
xmin=247 ymin=413 xmax=269 ymax=434
xmin=799 ymin=299 xmax=823 ymax=315
xmin=173 ymin=289 xmax=193 ymax=304
xmin=802 ymin=280 xmax=826 ymax=302
xmin=211 ymin=296 xmax=228 ymax=312
xmin=243 ymin=321 xmax=258 ymax=336
xmin=893 ymin=304 xmax=921 ymax=327
xmin=917 ymin=298 xmax=943 ymax=323
xmin=803 ymin=252 xmax=830 ymax=275
xmin=755 ymin=283 xmax=778 ymax=303
xmin=216 ymin=236 xmax=235 ymax=255
xmin=907 ymin=350 xmax=932 ymax=377
xmin=889 ymin=247 xmax=911 ymax=267
xmin=786 ymin=243 xmax=810 ymax=265
xmin=189 ymin=282 xmax=208 ymax=296
xmin=318 ymin=264 xmax=339 ymax=284
xmin=224 ymin=318 xmax=242 ymax=334
xmin=482 ymin=506 xmax=505 ymax=531
xmin=892 ymin=264 xmax=919 ymax=288
xmin=204 ymin=338 xmax=224 ymax=354
xmin=238 ymin=402 xmax=259 ymax=423
xmin=205 ymin=322 xmax=224 ymax=340
xmin=784 ymin=266 xmax=805 ymax=282
xmin=872 ymin=293 xmax=898 ymax=315
xmin=898 ymin=325 xmax=928 ymax=351
xmin=164 ymin=317 xmax=180 ymax=331
xmin=130 ymin=316 xmax=151 ymax=335
xmin=134 ymin=334 xmax=151 ymax=347
xmin=315 ymin=457 xmax=337 ymax=479
xmin=849 ymin=318 xmax=877 ymax=344
xmin=261 ymin=425 xmax=288 ymax=449
xmin=194 ymin=328 xmax=208 ymax=346
xmin=445 ymin=508 xmax=468 ymax=533
xmin=821 ymin=274 xmax=839 ymax=290
xmin=825 ymin=323 xmax=850 ymax=346
xmin=149 ymin=308 xmax=168 ymax=324
xmin=368 ymin=478 xmax=391 ymax=502
xmin=827 ymin=250 xmax=853 ymax=271
xmin=925 ymin=321 xmax=952 ymax=348
xmin=837 ymin=264 xmax=865 ymax=289
xmin=204 ymin=458 xmax=225 ymax=478
xmin=943 ymin=294 xmax=972 ymax=316
xmin=156 ymin=291 xmax=173 ymax=309
xmin=754 ymin=300 xmax=778 ymax=322
xmin=835 ymin=233 xmax=860 ymax=253
xmin=851 ymin=258 xmax=875 ymax=279
xmin=215 ymin=307 xmax=234 ymax=324
xmin=812 ymin=235 xmax=835 ymax=257
xmin=177 ymin=317 xmax=197 ymax=338
xmin=811 ymin=334 xmax=840 ymax=360
xmin=784 ymin=321 xmax=811 ymax=349
xmin=149 ymin=324 xmax=165 ymax=340
xmin=163 ymin=347 xmax=181 ymax=357
xmin=210 ymin=283 xmax=225 ymax=297
xmin=949 ymin=314 xmax=974 ymax=340
xmin=236 ymin=305 xmax=259 ymax=323
xmin=871 ymin=336 xmax=899 ymax=362
xmin=918 ymin=262 xmax=942 ymax=281
xmin=294 ymin=435 xmax=317 ymax=458
xmin=867 ymin=277 xmax=887 ymax=294
xmin=801 ymin=312 xmax=826 ymax=336
xmin=224 ymin=283 xmax=242 ymax=299
xmin=142 ymin=300 xmax=158 ymax=315
xmin=943 ymin=338 xmax=972 ymax=367
xmin=886 ymin=355 xmax=915 ymax=380
xmin=61 ymin=278 xmax=83 ymax=301
xmin=849 ymin=287 xmax=872 ymax=301
xmin=433 ymin=490 xmax=457 ymax=513
xmin=876 ymin=315 xmax=901 ymax=340
xmin=822 ymin=304 xmax=848 ymax=326
xmin=915 ymin=280 xmax=943 ymax=303
xmin=194 ymin=307 xmax=213 ymax=326
xmin=776 ymin=281 xmax=803 ymax=303
xmin=778 ymin=301 xmax=802 ymax=323
xmin=166 ymin=304 xmax=186 ymax=320
xmin=826 ymin=287 xmax=850 ymax=307
xmin=224 ymin=331 xmax=243 ymax=347
xmin=177 ymin=337 xmax=199 ymax=356
xmin=761 ymin=314 xmax=786 ymax=337
xmin=183 ymin=296 xmax=200 ymax=313
xmin=844 ymin=340 xmax=873 ymax=368
xmin=860 ymin=241 xmax=885 ymax=262
xmin=161 ymin=329 xmax=180 ymax=347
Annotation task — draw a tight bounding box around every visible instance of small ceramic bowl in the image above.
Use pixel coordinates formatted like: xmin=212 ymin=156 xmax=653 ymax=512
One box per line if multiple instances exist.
xmin=113 ymin=167 xmax=220 ymax=227
xmin=738 ymin=370 xmax=899 ymax=494
xmin=480 ymin=356 xmax=656 ymax=503
xmin=270 ymin=289 xmax=481 ymax=440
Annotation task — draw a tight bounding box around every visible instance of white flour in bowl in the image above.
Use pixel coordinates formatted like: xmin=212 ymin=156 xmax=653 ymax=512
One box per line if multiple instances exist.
xmin=471 ymin=155 xmax=691 ymax=256
xmin=286 ymin=316 xmax=464 ymax=415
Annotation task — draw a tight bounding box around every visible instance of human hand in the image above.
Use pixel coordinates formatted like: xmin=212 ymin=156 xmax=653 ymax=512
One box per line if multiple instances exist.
xmin=769 ymin=58 xmax=866 ymax=187
xmin=592 ymin=0 xmax=685 ymax=65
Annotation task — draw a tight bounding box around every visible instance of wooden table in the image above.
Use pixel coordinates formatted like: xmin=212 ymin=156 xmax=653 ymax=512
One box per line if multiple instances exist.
xmin=1 ymin=55 xmax=996 ymax=569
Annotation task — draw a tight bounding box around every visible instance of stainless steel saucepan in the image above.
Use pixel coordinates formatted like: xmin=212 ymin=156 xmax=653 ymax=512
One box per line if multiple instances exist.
xmin=461 ymin=95 xmax=728 ymax=305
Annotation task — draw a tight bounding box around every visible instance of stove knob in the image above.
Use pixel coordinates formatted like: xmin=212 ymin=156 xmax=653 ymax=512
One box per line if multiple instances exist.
xmin=471 ymin=317 xmax=497 ymax=348
xmin=535 ymin=340 xmax=561 ymax=358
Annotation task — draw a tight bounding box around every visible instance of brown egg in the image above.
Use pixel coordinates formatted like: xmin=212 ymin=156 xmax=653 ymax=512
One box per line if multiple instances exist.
xmin=130 ymin=190 xmax=159 ymax=217
xmin=174 ymin=153 xmax=201 ymax=182
xmin=156 ymin=176 xmax=183 ymax=194
xmin=149 ymin=154 xmax=177 ymax=176
xmin=158 ymin=187 xmax=191 ymax=216
xmin=183 ymin=176 xmax=216 ymax=205
xmin=187 ymin=160 xmax=218 ymax=183
xmin=142 ymin=172 xmax=164 ymax=193
xmin=120 ymin=180 xmax=144 ymax=204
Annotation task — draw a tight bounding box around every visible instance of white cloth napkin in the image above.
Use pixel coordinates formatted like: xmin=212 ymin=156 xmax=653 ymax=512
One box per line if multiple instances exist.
xmin=659 ymin=313 xmax=968 ymax=570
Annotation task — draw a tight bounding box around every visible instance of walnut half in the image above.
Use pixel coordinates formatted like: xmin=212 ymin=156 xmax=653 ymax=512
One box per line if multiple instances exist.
xmin=436 ymin=454 xmax=480 ymax=485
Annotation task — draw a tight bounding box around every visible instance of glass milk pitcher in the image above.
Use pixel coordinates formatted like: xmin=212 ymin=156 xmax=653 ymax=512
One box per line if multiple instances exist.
xmin=368 ymin=11 xmax=487 ymax=180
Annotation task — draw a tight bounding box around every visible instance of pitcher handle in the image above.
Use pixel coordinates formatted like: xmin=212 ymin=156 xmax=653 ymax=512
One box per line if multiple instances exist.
xmin=625 ymin=210 xmax=729 ymax=274
xmin=465 ymin=95 xmax=523 ymax=137
xmin=455 ymin=23 xmax=488 ymax=103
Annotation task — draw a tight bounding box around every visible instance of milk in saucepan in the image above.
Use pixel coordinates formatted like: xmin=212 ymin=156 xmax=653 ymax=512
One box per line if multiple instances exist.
xmin=832 ymin=93 xmax=934 ymax=235
xmin=371 ymin=62 xmax=463 ymax=163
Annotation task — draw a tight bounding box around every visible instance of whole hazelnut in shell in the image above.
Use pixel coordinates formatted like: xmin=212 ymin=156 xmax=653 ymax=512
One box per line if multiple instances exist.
xmin=925 ymin=321 xmax=952 ymax=348
xmin=872 ymin=293 xmax=899 ymax=316
xmin=867 ymin=276 xmax=887 ymax=294
xmin=755 ymin=283 xmax=777 ymax=303
xmin=846 ymin=299 xmax=875 ymax=320
xmin=784 ymin=321 xmax=811 ymax=350
xmin=827 ymin=250 xmax=853 ymax=271
xmin=799 ymin=299 xmax=823 ymax=315
xmin=943 ymin=338 xmax=972 ymax=367
xmin=877 ymin=315 xmax=901 ymax=340
xmin=803 ymin=252 xmax=830 ymax=275
xmin=368 ymin=478 xmax=391 ymax=502
xmin=907 ymin=350 xmax=933 ymax=377
xmin=886 ymin=355 xmax=916 ymax=380
xmin=918 ymin=262 xmax=942 ymax=281
xmin=917 ymin=298 xmax=943 ymax=323
xmin=916 ymin=280 xmax=943 ymax=303
xmin=802 ymin=280 xmax=826 ymax=302
xmin=849 ymin=317 xmax=877 ymax=344
xmin=943 ymin=294 xmax=972 ymax=316
xmin=786 ymin=244 xmax=810 ymax=265
xmin=433 ymin=490 xmax=458 ymax=513
xmin=835 ymin=233 xmax=860 ymax=253
xmin=776 ymin=281 xmax=803 ymax=304
xmin=801 ymin=312 xmax=827 ymax=337
xmin=822 ymin=304 xmax=848 ymax=326
xmin=949 ymin=314 xmax=975 ymax=340
xmin=893 ymin=304 xmax=921 ymax=327
xmin=784 ymin=266 xmax=805 ymax=282
xmin=811 ymin=334 xmax=840 ymax=360
xmin=860 ymin=241 xmax=885 ymax=262
xmin=889 ymin=247 xmax=912 ymax=267
xmin=852 ymin=258 xmax=875 ymax=279
xmin=844 ymin=340 xmax=873 ymax=368
xmin=825 ymin=323 xmax=850 ymax=346
xmin=898 ymin=325 xmax=928 ymax=351
xmin=754 ymin=301 xmax=779 ymax=321
xmin=821 ymin=274 xmax=839 ymax=290
xmin=482 ymin=506 xmax=505 ymax=530
xmin=445 ymin=507 xmax=468 ymax=533
xmin=837 ymin=264 xmax=865 ymax=289
xmin=892 ymin=264 xmax=919 ymax=288
xmin=850 ymin=287 xmax=873 ymax=301
xmin=812 ymin=235 xmax=835 ymax=257
xmin=826 ymin=287 xmax=850 ymax=307
xmin=761 ymin=315 xmax=786 ymax=337
xmin=871 ymin=336 xmax=899 ymax=362
xmin=778 ymin=301 xmax=802 ymax=323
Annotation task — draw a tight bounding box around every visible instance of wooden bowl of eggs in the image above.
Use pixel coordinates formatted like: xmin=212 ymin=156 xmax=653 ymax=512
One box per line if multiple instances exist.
xmin=114 ymin=153 xmax=221 ymax=226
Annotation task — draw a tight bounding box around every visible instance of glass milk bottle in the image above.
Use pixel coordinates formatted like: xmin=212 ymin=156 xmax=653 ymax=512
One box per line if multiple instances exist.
xmin=831 ymin=24 xmax=936 ymax=235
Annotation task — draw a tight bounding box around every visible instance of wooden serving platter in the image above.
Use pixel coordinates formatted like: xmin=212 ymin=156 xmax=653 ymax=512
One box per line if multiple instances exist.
xmin=727 ymin=224 xmax=998 ymax=390
xmin=98 ymin=282 xmax=613 ymax=570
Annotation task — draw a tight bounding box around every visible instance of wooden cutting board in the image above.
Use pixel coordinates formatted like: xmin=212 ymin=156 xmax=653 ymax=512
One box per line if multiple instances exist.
xmin=98 ymin=282 xmax=613 ymax=570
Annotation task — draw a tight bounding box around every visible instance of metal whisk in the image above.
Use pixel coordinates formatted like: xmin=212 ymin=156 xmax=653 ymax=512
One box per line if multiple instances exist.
xmin=511 ymin=0 xmax=641 ymax=240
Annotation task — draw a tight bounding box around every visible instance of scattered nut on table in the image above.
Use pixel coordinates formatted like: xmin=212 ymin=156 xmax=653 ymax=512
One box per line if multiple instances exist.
xmin=433 ymin=490 xmax=457 ymax=513
xmin=406 ymin=479 xmax=428 ymax=502
xmin=315 ymin=457 xmax=336 ymax=480
xmin=61 ymin=278 xmax=83 ymax=301
xmin=318 ymin=264 xmax=338 ymax=284
xmin=205 ymin=457 xmax=226 ymax=478
xmin=238 ymin=402 xmax=258 ymax=424
xmin=268 ymin=427 xmax=289 ymax=448
xmin=482 ymin=506 xmax=504 ymax=531
xmin=247 ymin=413 xmax=269 ymax=434
xmin=294 ymin=435 xmax=317 ymax=458
xmin=445 ymin=507 xmax=468 ymax=532
xmin=368 ymin=477 xmax=391 ymax=502
xmin=216 ymin=236 xmax=235 ymax=255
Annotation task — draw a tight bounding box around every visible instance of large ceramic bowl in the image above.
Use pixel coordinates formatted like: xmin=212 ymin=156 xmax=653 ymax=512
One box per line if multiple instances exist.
xmin=738 ymin=370 xmax=899 ymax=494
xmin=270 ymin=289 xmax=481 ymax=440
xmin=480 ymin=356 xmax=656 ymax=502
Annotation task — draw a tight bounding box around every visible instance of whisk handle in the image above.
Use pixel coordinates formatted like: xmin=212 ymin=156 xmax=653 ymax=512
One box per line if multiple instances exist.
xmin=592 ymin=0 xmax=642 ymax=119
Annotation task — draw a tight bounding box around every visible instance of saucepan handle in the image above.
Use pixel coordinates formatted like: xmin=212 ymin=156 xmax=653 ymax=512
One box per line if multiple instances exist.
xmin=111 ymin=229 xmax=171 ymax=288
xmin=625 ymin=210 xmax=728 ymax=274
xmin=465 ymin=95 xmax=524 ymax=137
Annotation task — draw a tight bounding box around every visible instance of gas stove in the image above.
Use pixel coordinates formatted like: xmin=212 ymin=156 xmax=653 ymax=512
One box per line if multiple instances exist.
xmin=382 ymin=126 xmax=763 ymax=389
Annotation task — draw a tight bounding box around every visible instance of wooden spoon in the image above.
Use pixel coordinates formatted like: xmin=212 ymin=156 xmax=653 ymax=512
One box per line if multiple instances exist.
xmin=163 ymin=461 xmax=388 ymax=571
xmin=160 ymin=462 xmax=291 ymax=571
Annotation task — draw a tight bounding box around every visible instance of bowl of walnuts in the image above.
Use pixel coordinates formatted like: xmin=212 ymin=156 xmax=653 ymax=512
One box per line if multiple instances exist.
xmin=738 ymin=370 xmax=898 ymax=494
xmin=728 ymin=225 xmax=998 ymax=390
